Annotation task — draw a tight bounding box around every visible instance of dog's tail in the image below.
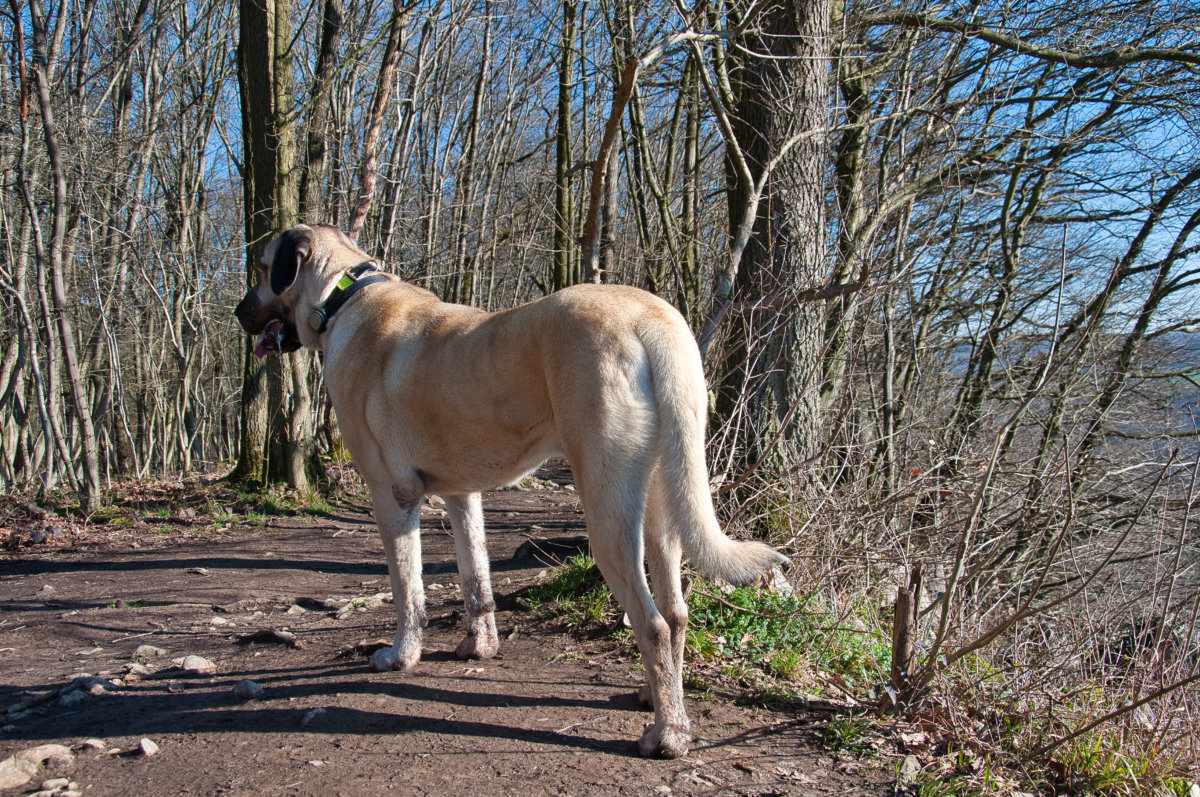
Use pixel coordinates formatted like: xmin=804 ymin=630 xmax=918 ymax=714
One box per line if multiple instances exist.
xmin=637 ymin=314 xmax=788 ymax=585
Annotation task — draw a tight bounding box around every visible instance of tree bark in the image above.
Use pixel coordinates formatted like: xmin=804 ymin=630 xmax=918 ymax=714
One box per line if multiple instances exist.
xmin=299 ymin=0 xmax=344 ymax=220
xmin=714 ymin=0 xmax=831 ymax=479
xmin=30 ymin=0 xmax=101 ymax=512
xmin=551 ymin=0 xmax=577 ymax=292
xmin=234 ymin=0 xmax=312 ymax=491
xmin=348 ymin=0 xmax=414 ymax=241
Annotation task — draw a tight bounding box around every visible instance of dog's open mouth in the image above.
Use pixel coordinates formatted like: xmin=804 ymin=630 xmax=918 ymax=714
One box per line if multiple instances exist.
xmin=254 ymin=319 xmax=287 ymax=359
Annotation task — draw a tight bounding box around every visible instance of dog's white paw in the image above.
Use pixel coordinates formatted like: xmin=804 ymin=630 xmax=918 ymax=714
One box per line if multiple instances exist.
xmin=638 ymin=721 xmax=691 ymax=759
xmin=368 ymin=645 xmax=421 ymax=672
xmin=455 ymin=632 xmax=500 ymax=661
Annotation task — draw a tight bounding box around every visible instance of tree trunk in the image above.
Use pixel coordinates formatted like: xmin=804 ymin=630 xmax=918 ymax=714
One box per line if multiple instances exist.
xmin=551 ymin=0 xmax=577 ymax=292
xmin=348 ymin=0 xmax=412 ymax=241
xmin=715 ymin=0 xmax=831 ymax=480
xmin=30 ymin=0 xmax=101 ymax=512
xmin=234 ymin=0 xmax=311 ymax=491
xmin=299 ymin=0 xmax=344 ymax=220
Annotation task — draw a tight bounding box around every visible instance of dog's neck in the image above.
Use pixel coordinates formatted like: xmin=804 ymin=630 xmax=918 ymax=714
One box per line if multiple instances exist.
xmin=307 ymin=262 xmax=389 ymax=336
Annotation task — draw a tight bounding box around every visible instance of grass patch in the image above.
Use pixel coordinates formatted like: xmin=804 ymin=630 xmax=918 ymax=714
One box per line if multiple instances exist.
xmin=106 ymin=600 xmax=146 ymax=609
xmin=88 ymin=506 xmax=129 ymax=524
xmin=520 ymin=555 xmax=890 ymax=696
xmin=686 ymin=582 xmax=890 ymax=689
xmin=523 ymin=554 xmax=619 ymax=634
xmin=819 ymin=713 xmax=876 ymax=751
xmin=300 ymin=498 xmax=335 ymax=515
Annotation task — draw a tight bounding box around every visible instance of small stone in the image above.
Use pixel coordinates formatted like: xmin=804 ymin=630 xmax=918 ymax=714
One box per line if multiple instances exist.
xmin=48 ymin=526 xmax=65 ymax=540
xmin=300 ymin=707 xmax=326 ymax=728
xmin=38 ymin=584 xmax=55 ymax=595
xmin=66 ymin=676 xmax=116 ymax=695
xmin=360 ymin=592 xmax=390 ymax=610
xmin=1189 ymin=785 xmax=1199 ymax=797
xmin=0 ymin=756 xmax=36 ymax=790
xmin=187 ymin=567 xmax=210 ymax=576
xmin=760 ymin=567 xmax=794 ymax=595
xmin=235 ymin=629 xmax=302 ymax=648
xmin=286 ymin=604 xmax=306 ymax=615
xmin=15 ymin=744 xmax=73 ymax=768
xmin=899 ymin=754 xmax=921 ymax=784
xmin=180 ymin=655 xmax=216 ymax=674
xmin=133 ymin=644 xmax=167 ymax=659
xmin=30 ymin=529 xmax=47 ymax=544
xmin=232 ymin=680 xmax=265 ymax=701
xmin=124 ymin=662 xmax=152 ymax=676
xmin=138 ymin=739 xmax=159 ymax=757
xmin=79 ymin=740 xmax=106 ymax=751
xmin=57 ymin=691 xmax=85 ymax=707
xmin=209 ymin=616 xmax=229 ymax=626
xmin=40 ymin=778 xmax=71 ymax=790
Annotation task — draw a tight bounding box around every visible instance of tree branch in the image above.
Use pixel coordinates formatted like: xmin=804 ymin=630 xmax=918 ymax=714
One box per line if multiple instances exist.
xmin=864 ymin=12 xmax=1200 ymax=68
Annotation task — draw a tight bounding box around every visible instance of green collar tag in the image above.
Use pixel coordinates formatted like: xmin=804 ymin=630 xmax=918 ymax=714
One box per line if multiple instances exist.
xmin=336 ymin=273 xmax=355 ymax=291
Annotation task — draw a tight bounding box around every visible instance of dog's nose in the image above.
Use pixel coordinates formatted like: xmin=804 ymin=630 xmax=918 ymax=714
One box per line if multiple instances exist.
xmin=234 ymin=293 xmax=258 ymax=331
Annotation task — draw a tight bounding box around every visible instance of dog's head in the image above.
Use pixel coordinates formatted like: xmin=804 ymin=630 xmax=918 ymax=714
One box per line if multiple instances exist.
xmin=235 ymin=223 xmax=374 ymax=357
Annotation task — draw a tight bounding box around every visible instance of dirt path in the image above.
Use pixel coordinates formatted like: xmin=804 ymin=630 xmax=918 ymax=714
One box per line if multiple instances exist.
xmin=0 ymin=474 xmax=892 ymax=796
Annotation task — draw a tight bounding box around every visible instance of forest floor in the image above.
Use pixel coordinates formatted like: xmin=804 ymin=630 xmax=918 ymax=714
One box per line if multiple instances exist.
xmin=0 ymin=466 xmax=897 ymax=796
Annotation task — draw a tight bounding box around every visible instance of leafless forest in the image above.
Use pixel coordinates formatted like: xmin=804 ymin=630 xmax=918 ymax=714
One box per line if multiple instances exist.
xmin=2 ymin=0 xmax=1199 ymax=789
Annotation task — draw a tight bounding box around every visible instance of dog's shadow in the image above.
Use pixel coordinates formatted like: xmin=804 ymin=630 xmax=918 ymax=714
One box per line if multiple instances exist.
xmin=3 ymin=660 xmax=646 ymax=757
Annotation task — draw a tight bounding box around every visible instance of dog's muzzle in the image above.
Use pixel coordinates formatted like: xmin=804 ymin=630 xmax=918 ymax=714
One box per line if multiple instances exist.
xmin=235 ymin=292 xmax=301 ymax=358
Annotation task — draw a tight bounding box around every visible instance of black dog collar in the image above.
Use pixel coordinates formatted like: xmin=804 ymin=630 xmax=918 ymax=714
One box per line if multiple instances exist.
xmin=309 ymin=262 xmax=389 ymax=334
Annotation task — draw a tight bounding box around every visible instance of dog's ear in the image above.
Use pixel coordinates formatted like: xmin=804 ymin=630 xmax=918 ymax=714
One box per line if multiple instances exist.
xmin=269 ymin=227 xmax=313 ymax=295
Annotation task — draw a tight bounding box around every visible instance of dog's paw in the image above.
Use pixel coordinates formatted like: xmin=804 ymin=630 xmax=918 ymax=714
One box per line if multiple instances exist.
xmin=638 ymin=721 xmax=691 ymax=759
xmin=368 ymin=645 xmax=420 ymax=672
xmin=455 ymin=632 xmax=500 ymax=661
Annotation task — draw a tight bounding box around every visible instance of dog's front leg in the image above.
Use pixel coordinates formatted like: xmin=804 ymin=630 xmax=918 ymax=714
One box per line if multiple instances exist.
xmin=445 ymin=493 xmax=499 ymax=660
xmin=368 ymin=478 xmax=426 ymax=672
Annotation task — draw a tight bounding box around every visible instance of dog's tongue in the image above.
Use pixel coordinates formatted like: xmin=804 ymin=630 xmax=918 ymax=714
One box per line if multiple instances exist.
xmin=253 ymin=319 xmax=284 ymax=359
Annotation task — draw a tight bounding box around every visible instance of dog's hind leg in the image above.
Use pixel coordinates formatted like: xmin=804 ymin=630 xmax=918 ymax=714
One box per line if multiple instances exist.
xmin=639 ymin=468 xmax=687 ymax=710
xmin=368 ymin=476 xmax=426 ymax=672
xmin=579 ymin=462 xmax=691 ymax=759
xmin=445 ymin=492 xmax=500 ymax=660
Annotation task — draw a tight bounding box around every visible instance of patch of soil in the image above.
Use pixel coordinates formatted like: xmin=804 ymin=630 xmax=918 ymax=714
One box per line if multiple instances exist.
xmin=0 ymin=470 xmax=893 ymax=796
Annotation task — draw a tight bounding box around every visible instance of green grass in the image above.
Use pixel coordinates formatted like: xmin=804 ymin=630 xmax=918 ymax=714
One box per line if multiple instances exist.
xmin=106 ymin=600 xmax=146 ymax=609
xmin=523 ymin=554 xmax=618 ymax=633
xmin=686 ymin=582 xmax=890 ymax=688
xmin=301 ymin=498 xmax=335 ymax=515
xmin=820 ymin=713 xmax=875 ymax=750
xmin=522 ymin=555 xmax=890 ymax=693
